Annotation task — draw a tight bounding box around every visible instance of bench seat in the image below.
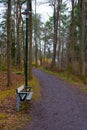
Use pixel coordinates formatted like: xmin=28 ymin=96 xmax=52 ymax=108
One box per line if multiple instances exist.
xmin=26 ymin=92 xmax=33 ymax=100
xmin=16 ymin=85 xmax=33 ymax=111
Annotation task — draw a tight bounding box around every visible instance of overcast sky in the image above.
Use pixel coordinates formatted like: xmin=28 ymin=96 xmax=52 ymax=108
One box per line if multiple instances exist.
xmin=0 ymin=0 xmax=71 ymax=23
xmin=0 ymin=1 xmax=53 ymax=23
xmin=32 ymin=1 xmax=53 ymax=23
xmin=32 ymin=0 xmax=71 ymax=23
xmin=37 ymin=5 xmax=53 ymax=22
xmin=0 ymin=4 xmax=4 ymax=19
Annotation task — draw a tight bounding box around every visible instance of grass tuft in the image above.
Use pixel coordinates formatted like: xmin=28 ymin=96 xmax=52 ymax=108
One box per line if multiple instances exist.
xmin=29 ymin=76 xmax=41 ymax=102
xmin=0 ymin=89 xmax=15 ymax=101
xmin=0 ymin=113 xmax=7 ymax=119
xmin=42 ymin=67 xmax=86 ymax=86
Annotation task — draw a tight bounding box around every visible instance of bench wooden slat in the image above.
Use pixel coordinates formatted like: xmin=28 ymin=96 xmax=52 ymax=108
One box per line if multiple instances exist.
xmin=16 ymin=85 xmax=25 ymax=93
xmin=19 ymin=92 xmax=30 ymax=94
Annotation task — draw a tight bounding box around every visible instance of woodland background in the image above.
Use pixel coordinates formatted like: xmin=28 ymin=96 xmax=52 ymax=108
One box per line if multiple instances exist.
xmin=0 ymin=0 xmax=87 ymax=86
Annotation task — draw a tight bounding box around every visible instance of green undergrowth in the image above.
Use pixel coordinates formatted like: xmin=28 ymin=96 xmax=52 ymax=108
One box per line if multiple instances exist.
xmin=16 ymin=71 xmax=24 ymax=75
xmin=0 ymin=65 xmax=7 ymax=71
xmin=42 ymin=67 xmax=86 ymax=86
xmin=0 ymin=89 xmax=15 ymax=101
xmin=82 ymin=89 xmax=87 ymax=93
xmin=0 ymin=113 xmax=6 ymax=119
xmin=29 ymin=75 xmax=41 ymax=102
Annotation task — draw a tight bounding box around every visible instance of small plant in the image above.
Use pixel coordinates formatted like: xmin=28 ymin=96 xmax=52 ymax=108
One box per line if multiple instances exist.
xmin=82 ymin=89 xmax=87 ymax=93
xmin=0 ymin=113 xmax=6 ymax=119
xmin=67 ymin=65 xmax=72 ymax=73
xmin=80 ymin=75 xmax=86 ymax=80
xmin=0 ymin=65 xmax=7 ymax=71
xmin=16 ymin=71 xmax=23 ymax=75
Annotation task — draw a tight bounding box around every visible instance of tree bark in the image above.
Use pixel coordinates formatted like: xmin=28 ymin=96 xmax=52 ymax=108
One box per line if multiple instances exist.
xmin=79 ymin=0 xmax=86 ymax=76
xmin=28 ymin=0 xmax=32 ymax=80
xmin=51 ymin=0 xmax=61 ymax=68
xmin=16 ymin=0 xmax=21 ymax=69
xmin=7 ymin=0 xmax=12 ymax=86
xmin=67 ymin=0 xmax=76 ymax=72
xmin=34 ymin=0 xmax=38 ymax=67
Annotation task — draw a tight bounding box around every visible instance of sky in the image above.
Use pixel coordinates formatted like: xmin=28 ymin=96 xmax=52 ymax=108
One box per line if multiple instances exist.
xmin=0 ymin=4 xmax=5 ymax=19
xmin=32 ymin=0 xmax=53 ymax=23
xmin=36 ymin=3 xmax=53 ymax=23
xmin=0 ymin=1 xmax=53 ymax=23
xmin=32 ymin=0 xmax=71 ymax=23
xmin=0 ymin=0 xmax=71 ymax=23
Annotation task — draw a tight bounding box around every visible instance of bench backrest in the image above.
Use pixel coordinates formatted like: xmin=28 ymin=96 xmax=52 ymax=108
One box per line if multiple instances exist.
xmin=16 ymin=85 xmax=25 ymax=93
xmin=16 ymin=85 xmax=33 ymax=101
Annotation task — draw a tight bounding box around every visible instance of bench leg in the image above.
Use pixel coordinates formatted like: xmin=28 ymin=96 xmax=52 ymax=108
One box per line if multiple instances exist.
xmin=16 ymin=94 xmax=20 ymax=111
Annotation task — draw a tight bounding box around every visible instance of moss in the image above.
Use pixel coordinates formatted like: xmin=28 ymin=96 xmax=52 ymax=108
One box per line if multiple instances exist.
xmin=82 ymin=89 xmax=87 ymax=93
xmin=0 ymin=74 xmax=41 ymax=130
xmin=67 ymin=65 xmax=72 ymax=72
xmin=0 ymin=65 xmax=7 ymax=71
xmin=0 ymin=89 xmax=15 ymax=101
xmin=29 ymin=76 xmax=41 ymax=101
xmin=42 ymin=68 xmax=85 ymax=86
xmin=16 ymin=71 xmax=24 ymax=75
xmin=0 ymin=113 xmax=7 ymax=119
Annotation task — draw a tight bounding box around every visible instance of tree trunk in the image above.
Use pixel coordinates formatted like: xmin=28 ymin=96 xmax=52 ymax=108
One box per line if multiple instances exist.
xmin=34 ymin=0 xmax=38 ymax=67
xmin=16 ymin=0 xmax=21 ymax=69
xmin=43 ymin=30 xmax=46 ymax=64
xmin=39 ymin=38 xmax=42 ymax=66
xmin=51 ymin=3 xmax=57 ymax=68
xmin=51 ymin=0 xmax=61 ymax=68
xmin=67 ymin=0 xmax=76 ymax=72
xmin=21 ymin=16 xmax=25 ymax=70
xmin=7 ymin=0 xmax=12 ymax=86
xmin=79 ymin=0 xmax=86 ymax=76
xmin=57 ymin=12 xmax=61 ymax=68
xmin=28 ymin=0 xmax=32 ymax=80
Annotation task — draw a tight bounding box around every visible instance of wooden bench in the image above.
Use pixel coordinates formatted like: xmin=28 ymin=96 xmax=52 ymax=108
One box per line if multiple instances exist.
xmin=16 ymin=85 xmax=33 ymax=111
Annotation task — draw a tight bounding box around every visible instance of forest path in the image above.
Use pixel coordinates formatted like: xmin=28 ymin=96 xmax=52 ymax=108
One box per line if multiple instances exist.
xmin=24 ymin=69 xmax=87 ymax=130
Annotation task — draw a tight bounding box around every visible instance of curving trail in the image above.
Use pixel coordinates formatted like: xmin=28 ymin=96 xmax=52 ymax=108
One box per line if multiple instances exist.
xmin=24 ymin=69 xmax=87 ymax=130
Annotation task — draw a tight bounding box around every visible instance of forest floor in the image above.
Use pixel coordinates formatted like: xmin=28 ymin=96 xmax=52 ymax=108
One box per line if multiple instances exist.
xmin=23 ymin=68 xmax=87 ymax=130
xmin=0 ymin=70 xmax=41 ymax=130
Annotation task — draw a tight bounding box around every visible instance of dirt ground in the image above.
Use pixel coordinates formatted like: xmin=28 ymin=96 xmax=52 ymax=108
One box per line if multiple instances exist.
xmin=23 ymin=68 xmax=87 ymax=130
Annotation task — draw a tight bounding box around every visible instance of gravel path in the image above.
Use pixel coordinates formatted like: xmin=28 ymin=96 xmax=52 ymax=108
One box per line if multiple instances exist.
xmin=24 ymin=69 xmax=87 ymax=130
